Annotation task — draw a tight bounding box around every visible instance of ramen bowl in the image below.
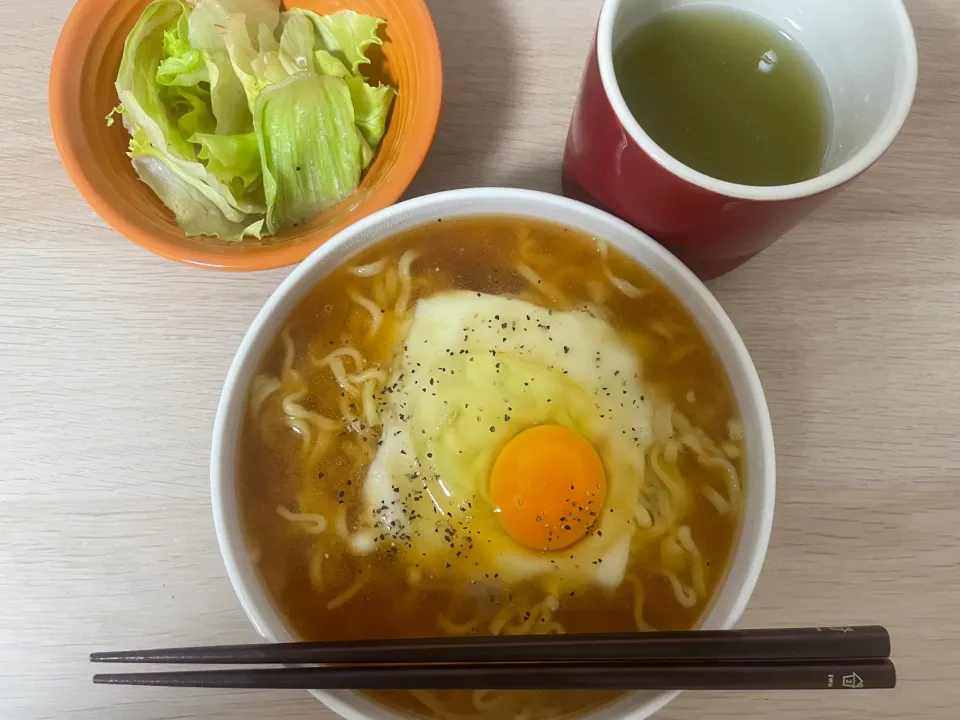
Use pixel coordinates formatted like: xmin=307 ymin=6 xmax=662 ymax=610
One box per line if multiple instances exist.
xmin=49 ymin=0 xmax=442 ymax=271
xmin=211 ymin=188 xmax=776 ymax=719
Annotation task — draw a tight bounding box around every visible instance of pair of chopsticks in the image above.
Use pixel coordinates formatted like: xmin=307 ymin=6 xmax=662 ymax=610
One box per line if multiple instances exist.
xmin=92 ymin=625 xmax=895 ymax=691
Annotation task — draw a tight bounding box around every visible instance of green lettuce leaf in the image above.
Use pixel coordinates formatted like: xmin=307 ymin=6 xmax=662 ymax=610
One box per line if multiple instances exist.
xmin=192 ymin=0 xmax=284 ymax=113
xmin=187 ymin=0 xmax=280 ymax=51
xmin=358 ymin=131 xmax=374 ymax=169
xmin=220 ymin=13 xmax=265 ymax=108
xmin=155 ymin=5 xmax=251 ymax=133
xmin=163 ymin=10 xmax=192 ymax=56
xmin=222 ymin=14 xmax=286 ymax=109
xmin=250 ymin=22 xmax=289 ymax=85
xmin=254 ymin=72 xmax=363 ymax=232
xmin=164 ymin=85 xmax=216 ymax=138
xmin=115 ymin=0 xmax=197 ymax=160
xmin=190 ymin=131 xmax=263 ymax=192
xmin=129 ymin=128 xmax=265 ymax=240
xmin=345 ymin=76 xmax=396 ymax=148
xmin=291 ymin=8 xmax=395 ymax=149
xmin=313 ymin=49 xmax=350 ymax=78
xmin=303 ymin=9 xmax=385 ymax=76
xmin=156 ymin=48 xmax=207 ymax=87
xmin=156 ymin=13 xmax=209 ymax=86
xmin=278 ymin=9 xmax=316 ymax=75
xmin=204 ymin=49 xmax=252 ymax=134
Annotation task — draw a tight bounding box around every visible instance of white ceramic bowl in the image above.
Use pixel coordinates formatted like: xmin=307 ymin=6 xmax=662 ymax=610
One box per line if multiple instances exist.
xmin=211 ymin=188 xmax=776 ymax=720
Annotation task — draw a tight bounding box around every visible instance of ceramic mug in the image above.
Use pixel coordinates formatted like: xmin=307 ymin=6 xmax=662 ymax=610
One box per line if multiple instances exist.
xmin=562 ymin=0 xmax=918 ymax=279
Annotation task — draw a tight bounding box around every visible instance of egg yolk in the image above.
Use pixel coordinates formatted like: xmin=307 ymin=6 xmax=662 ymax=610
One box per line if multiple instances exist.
xmin=490 ymin=425 xmax=607 ymax=552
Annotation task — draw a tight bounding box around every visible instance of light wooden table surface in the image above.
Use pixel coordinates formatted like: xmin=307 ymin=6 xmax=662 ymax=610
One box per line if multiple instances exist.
xmin=3 ymin=0 xmax=959 ymax=718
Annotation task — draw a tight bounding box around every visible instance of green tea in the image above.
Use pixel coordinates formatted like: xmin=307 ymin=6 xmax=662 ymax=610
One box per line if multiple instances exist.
xmin=614 ymin=7 xmax=831 ymax=187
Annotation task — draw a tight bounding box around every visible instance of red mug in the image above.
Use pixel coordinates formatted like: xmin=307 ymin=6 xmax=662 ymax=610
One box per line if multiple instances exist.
xmin=563 ymin=0 xmax=918 ymax=279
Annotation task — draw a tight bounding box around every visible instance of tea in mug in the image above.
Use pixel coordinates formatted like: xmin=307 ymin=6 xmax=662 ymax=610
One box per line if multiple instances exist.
xmin=614 ymin=7 xmax=831 ymax=187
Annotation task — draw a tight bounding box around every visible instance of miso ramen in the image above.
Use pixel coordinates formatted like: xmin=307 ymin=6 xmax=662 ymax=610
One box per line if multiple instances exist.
xmin=239 ymin=217 xmax=745 ymax=720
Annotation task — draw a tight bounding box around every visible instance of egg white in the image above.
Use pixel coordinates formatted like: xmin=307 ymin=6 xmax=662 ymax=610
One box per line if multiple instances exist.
xmin=362 ymin=291 xmax=654 ymax=592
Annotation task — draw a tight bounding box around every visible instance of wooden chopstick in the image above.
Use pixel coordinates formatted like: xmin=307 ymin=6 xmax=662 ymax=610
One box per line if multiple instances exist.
xmin=90 ymin=626 xmax=890 ymax=666
xmin=92 ymin=658 xmax=897 ymax=691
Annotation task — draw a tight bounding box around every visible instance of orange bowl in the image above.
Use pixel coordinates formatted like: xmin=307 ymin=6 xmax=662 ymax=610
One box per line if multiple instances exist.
xmin=49 ymin=0 xmax=442 ymax=271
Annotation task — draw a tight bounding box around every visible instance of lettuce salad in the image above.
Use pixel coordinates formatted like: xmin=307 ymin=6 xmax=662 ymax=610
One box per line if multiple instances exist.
xmin=110 ymin=0 xmax=396 ymax=240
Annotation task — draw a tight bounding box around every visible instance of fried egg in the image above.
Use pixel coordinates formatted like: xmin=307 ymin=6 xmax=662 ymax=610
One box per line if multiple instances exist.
xmin=362 ymin=291 xmax=653 ymax=592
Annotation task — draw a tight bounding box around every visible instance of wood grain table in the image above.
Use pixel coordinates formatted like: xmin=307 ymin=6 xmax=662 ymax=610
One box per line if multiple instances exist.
xmin=2 ymin=0 xmax=958 ymax=718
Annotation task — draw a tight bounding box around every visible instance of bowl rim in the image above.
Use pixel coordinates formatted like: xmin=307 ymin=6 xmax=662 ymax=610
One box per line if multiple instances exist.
xmin=211 ymin=187 xmax=776 ymax=720
xmin=48 ymin=0 xmax=443 ymax=272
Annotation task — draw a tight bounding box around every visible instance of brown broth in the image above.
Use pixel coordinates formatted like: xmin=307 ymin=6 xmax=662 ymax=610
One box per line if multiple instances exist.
xmin=239 ymin=216 xmax=743 ymax=720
